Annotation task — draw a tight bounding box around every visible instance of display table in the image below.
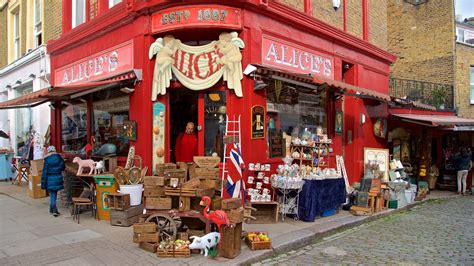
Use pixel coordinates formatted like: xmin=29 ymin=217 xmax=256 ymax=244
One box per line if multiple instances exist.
xmin=298 ymin=178 xmax=346 ymax=222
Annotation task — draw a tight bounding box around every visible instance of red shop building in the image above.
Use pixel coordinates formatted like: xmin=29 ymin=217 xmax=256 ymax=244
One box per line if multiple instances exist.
xmin=45 ymin=0 xmax=395 ymax=185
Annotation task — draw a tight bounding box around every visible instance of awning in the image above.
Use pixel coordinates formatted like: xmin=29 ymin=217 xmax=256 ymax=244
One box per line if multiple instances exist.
xmin=0 ymin=70 xmax=140 ymax=109
xmin=391 ymin=113 xmax=474 ymax=127
xmin=250 ymin=64 xmax=390 ymax=101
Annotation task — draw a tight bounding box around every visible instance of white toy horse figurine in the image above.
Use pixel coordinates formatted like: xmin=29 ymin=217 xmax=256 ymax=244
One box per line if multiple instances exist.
xmin=72 ymin=157 xmax=95 ymax=175
xmin=94 ymin=160 xmax=105 ymax=174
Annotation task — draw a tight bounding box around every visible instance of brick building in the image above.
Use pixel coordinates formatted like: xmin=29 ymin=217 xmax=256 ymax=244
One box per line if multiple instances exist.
xmin=0 ymin=0 xmax=62 ymax=157
xmin=455 ymin=20 xmax=474 ymax=119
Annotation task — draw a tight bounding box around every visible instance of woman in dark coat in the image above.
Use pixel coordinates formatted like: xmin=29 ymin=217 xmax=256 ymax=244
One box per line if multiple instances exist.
xmin=41 ymin=146 xmax=65 ymax=216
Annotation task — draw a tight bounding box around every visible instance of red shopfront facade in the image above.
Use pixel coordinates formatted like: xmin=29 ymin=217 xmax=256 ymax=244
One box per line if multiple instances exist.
xmin=48 ymin=1 xmax=395 ymax=184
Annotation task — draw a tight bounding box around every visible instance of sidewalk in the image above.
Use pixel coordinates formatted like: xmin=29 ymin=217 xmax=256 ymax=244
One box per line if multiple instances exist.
xmin=0 ymin=182 xmax=458 ymax=265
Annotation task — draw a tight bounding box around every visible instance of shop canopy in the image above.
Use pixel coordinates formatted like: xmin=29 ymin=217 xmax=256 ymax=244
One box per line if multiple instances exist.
xmin=250 ymin=64 xmax=390 ymax=101
xmin=0 ymin=70 xmax=141 ymax=110
xmin=391 ymin=113 xmax=474 ymax=127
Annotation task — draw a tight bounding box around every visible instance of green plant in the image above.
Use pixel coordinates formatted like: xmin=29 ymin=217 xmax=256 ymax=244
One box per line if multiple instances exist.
xmin=430 ymin=86 xmax=447 ymax=108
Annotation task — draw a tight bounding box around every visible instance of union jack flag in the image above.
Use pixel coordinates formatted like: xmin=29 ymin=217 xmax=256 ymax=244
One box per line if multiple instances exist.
xmin=224 ymin=143 xmax=245 ymax=203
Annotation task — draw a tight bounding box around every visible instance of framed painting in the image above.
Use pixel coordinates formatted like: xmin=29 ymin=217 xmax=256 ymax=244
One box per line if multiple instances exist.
xmin=251 ymin=105 xmax=265 ymax=139
xmin=124 ymin=120 xmax=137 ymax=141
xmin=335 ymin=110 xmax=343 ymax=134
xmin=364 ymin=148 xmax=390 ymax=181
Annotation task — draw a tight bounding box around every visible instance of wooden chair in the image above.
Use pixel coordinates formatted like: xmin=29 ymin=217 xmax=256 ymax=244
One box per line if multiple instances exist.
xmin=71 ymin=184 xmax=97 ymax=224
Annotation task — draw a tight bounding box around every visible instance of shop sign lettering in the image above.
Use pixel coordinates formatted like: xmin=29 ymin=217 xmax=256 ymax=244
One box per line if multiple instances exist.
xmin=55 ymin=42 xmax=133 ymax=86
xmin=151 ymin=5 xmax=242 ymax=34
xmin=262 ymin=36 xmax=334 ymax=79
xmin=149 ymin=32 xmax=244 ymax=101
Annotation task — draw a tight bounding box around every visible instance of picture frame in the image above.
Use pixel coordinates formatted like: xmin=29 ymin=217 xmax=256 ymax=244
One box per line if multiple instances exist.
xmin=335 ymin=110 xmax=343 ymax=134
xmin=251 ymin=105 xmax=265 ymax=139
xmin=363 ymin=148 xmax=390 ymax=181
xmin=124 ymin=120 xmax=137 ymax=141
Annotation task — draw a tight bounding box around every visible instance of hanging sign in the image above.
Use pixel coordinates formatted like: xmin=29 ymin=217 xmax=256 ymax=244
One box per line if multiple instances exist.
xmin=55 ymin=42 xmax=133 ymax=86
xmin=262 ymin=35 xmax=334 ymax=79
xmin=149 ymin=32 xmax=244 ymax=101
xmin=151 ymin=5 xmax=242 ymax=34
xmin=251 ymin=105 xmax=265 ymax=139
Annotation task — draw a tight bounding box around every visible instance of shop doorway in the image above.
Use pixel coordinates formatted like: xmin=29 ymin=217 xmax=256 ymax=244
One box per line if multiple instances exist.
xmin=169 ymin=89 xmax=198 ymax=163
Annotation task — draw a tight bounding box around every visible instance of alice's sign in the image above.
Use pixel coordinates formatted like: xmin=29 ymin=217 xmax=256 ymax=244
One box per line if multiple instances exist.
xmin=262 ymin=36 xmax=334 ymax=79
xmin=55 ymin=42 xmax=133 ymax=86
xmin=151 ymin=5 xmax=242 ymax=34
xmin=149 ymin=32 xmax=245 ymax=101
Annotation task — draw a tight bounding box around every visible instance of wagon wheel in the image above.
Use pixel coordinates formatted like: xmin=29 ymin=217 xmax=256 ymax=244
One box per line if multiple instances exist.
xmin=145 ymin=213 xmax=177 ymax=241
xmin=128 ymin=167 xmax=141 ymax=184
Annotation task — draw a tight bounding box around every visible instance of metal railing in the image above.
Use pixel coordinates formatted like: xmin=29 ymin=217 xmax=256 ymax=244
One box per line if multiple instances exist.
xmin=389 ymin=78 xmax=454 ymax=110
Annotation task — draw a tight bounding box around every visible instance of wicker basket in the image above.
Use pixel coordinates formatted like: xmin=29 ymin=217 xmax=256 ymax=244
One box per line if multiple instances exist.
xmin=245 ymin=232 xmax=272 ymax=250
xmin=225 ymin=207 xmax=244 ymax=224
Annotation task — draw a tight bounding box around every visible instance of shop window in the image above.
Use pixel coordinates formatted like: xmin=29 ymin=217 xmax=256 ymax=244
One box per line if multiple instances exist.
xmin=457 ymin=28 xmax=465 ymax=43
xmin=266 ymin=80 xmax=327 ymax=139
xmin=470 ymin=66 xmax=474 ymax=104
xmin=204 ymin=91 xmax=226 ymax=160
xmin=108 ymin=0 xmax=121 ymax=8
xmin=72 ymin=0 xmax=86 ymax=28
xmin=34 ymin=0 xmax=42 ymax=47
xmin=92 ymin=91 xmax=130 ymax=157
xmin=62 ymin=103 xmax=88 ymax=155
xmin=15 ymin=87 xmax=33 ymax=157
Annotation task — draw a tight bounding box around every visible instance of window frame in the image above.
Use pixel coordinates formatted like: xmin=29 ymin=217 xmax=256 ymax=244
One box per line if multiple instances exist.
xmin=72 ymin=0 xmax=86 ymax=28
xmin=457 ymin=28 xmax=465 ymax=43
xmin=13 ymin=11 xmax=20 ymax=60
xmin=34 ymin=0 xmax=42 ymax=47
xmin=470 ymin=66 xmax=474 ymax=105
xmin=108 ymin=0 xmax=122 ymax=8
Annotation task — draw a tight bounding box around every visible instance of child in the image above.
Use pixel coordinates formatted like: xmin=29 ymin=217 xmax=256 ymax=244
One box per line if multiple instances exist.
xmin=41 ymin=146 xmax=65 ymax=216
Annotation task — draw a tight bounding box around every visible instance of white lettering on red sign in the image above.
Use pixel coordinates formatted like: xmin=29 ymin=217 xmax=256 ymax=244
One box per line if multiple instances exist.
xmin=262 ymin=37 xmax=334 ymax=79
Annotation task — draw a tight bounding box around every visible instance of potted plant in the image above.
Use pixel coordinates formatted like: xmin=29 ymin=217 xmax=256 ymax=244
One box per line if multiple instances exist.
xmin=430 ymin=87 xmax=447 ymax=109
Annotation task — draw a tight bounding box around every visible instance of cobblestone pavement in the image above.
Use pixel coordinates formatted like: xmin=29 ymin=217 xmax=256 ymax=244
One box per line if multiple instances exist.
xmin=255 ymin=196 xmax=474 ymax=265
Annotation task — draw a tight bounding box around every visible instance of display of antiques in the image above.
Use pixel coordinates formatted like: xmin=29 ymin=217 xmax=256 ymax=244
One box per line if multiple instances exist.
xmin=289 ymin=127 xmax=333 ymax=168
xmin=247 ymin=161 xmax=274 ymax=202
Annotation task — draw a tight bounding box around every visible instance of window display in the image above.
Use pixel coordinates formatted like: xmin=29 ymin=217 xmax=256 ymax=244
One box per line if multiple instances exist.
xmin=204 ymin=91 xmax=226 ymax=160
xmin=15 ymin=87 xmax=33 ymax=157
xmin=62 ymin=103 xmax=87 ymax=154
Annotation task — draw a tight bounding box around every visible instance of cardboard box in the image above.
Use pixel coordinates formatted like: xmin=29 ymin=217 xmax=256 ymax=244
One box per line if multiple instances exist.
xmin=30 ymin=160 xmax=44 ymax=176
xmin=145 ymin=197 xmax=172 ymax=210
xmin=144 ymin=186 xmax=166 ymax=197
xmin=28 ymin=174 xmax=47 ymax=199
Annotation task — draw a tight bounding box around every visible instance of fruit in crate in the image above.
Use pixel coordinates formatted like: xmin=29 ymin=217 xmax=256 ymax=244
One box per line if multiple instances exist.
xmin=258 ymin=233 xmax=269 ymax=241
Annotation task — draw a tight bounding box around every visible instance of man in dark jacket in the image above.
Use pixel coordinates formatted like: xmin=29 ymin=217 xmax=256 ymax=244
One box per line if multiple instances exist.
xmin=454 ymin=148 xmax=472 ymax=195
xmin=41 ymin=146 xmax=65 ymax=216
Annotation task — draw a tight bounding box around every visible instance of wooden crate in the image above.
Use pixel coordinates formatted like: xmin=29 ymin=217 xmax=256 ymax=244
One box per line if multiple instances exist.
xmin=194 ymin=167 xmax=219 ymax=178
xmin=165 ymin=187 xmax=214 ymax=197
xmin=107 ymin=193 xmax=130 ymax=211
xmin=144 ymin=176 xmax=168 ymax=187
xmin=181 ymin=178 xmax=200 ymax=189
xmin=144 ymin=186 xmax=166 ymax=197
xmin=110 ymin=214 xmax=140 ymax=227
xmin=110 ymin=204 xmax=144 ymax=219
xmin=193 ymin=156 xmax=220 ymax=168
xmin=245 ymin=233 xmax=272 ymax=250
xmin=164 ymin=169 xmax=187 ymax=179
xmin=133 ymin=223 xmax=157 ymax=234
xmin=220 ymin=222 xmax=242 ymax=259
xmin=186 ymin=229 xmax=205 ymax=237
xmin=157 ymin=247 xmax=191 ymax=258
xmin=156 ymin=163 xmax=177 ymax=176
xmin=133 ymin=233 xmax=159 ymax=243
xmin=178 ymin=196 xmax=191 ymax=211
xmin=146 ymin=197 xmax=172 ymax=210
xmin=199 ymin=179 xmax=221 ymax=190
xmin=350 ymin=205 xmax=372 ymax=216
xmin=225 ymin=207 xmax=244 ymax=224
xmin=139 ymin=242 xmax=158 ymax=253
xmin=245 ymin=202 xmax=279 ymax=224
xmin=178 ymin=232 xmax=189 ymax=241
xmin=222 ymin=198 xmax=242 ymax=210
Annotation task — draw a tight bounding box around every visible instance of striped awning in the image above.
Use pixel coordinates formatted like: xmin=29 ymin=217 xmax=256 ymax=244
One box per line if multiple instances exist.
xmin=0 ymin=70 xmax=140 ymax=109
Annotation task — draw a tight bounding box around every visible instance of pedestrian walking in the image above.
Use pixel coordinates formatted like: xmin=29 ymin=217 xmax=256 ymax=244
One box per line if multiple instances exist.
xmin=41 ymin=146 xmax=65 ymax=216
xmin=453 ymin=147 xmax=472 ymax=195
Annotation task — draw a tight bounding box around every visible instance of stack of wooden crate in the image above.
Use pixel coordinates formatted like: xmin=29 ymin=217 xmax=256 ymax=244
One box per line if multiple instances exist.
xmin=144 ymin=175 xmax=172 ymax=211
xmin=108 ymin=192 xmax=144 ymax=226
xmin=133 ymin=223 xmax=159 ymax=253
xmin=192 ymin=156 xmax=221 ymax=191
xmin=220 ymin=198 xmax=244 ymax=259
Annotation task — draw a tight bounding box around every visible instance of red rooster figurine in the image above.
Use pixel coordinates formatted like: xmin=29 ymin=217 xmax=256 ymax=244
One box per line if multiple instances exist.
xmin=200 ymin=196 xmax=230 ymax=231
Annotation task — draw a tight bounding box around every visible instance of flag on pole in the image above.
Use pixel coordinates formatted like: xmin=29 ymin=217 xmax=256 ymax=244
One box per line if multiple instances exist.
xmin=223 ymin=143 xmax=245 ymax=202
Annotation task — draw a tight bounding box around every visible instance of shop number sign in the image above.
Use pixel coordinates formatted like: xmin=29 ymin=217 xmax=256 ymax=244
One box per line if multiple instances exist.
xmin=262 ymin=35 xmax=334 ymax=79
xmin=151 ymin=5 xmax=242 ymax=34
xmin=55 ymin=42 xmax=133 ymax=86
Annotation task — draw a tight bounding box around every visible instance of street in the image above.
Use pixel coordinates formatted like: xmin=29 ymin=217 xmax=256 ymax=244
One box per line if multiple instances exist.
xmin=256 ymin=195 xmax=474 ymax=265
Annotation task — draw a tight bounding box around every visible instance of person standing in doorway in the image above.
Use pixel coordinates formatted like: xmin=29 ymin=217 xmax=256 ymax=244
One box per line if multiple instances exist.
xmin=454 ymin=147 xmax=472 ymax=195
xmin=41 ymin=146 xmax=65 ymax=216
xmin=175 ymin=122 xmax=198 ymax=163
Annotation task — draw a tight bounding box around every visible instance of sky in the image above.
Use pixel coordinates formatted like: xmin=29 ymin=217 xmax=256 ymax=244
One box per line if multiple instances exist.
xmin=455 ymin=0 xmax=474 ymax=20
